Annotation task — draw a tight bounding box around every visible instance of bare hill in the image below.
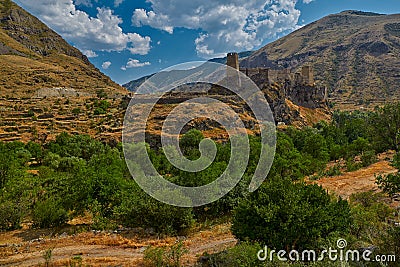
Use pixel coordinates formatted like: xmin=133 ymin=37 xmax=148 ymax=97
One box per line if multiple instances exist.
xmin=0 ymin=0 xmax=126 ymax=97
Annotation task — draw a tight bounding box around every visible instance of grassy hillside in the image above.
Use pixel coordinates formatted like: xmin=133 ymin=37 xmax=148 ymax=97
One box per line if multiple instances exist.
xmin=0 ymin=0 xmax=126 ymax=97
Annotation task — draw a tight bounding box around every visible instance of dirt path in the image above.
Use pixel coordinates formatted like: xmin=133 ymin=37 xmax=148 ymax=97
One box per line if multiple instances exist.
xmin=0 ymin=224 xmax=236 ymax=267
xmin=314 ymin=160 xmax=397 ymax=199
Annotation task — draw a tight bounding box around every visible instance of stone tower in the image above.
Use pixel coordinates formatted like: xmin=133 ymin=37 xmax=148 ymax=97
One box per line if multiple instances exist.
xmin=227 ymin=52 xmax=239 ymax=70
xmin=301 ymin=66 xmax=314 ymax=85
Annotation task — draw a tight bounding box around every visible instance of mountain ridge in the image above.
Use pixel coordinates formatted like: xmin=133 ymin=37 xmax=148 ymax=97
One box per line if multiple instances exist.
xmin=0 ymin=0 xmax=126 ymax=97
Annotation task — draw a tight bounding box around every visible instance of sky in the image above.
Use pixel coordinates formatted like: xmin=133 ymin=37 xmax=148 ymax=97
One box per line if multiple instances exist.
xmin=12 ymin=0 xmax=400 ymax=85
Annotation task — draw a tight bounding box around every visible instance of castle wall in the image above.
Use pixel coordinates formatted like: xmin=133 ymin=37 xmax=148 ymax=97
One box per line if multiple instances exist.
xmin=226 ymin=53 xmax=326 ymax=109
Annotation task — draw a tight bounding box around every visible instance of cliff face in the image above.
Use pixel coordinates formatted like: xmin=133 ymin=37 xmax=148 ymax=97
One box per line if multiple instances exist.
xmin=241 ymin=11 xmax=400 ymax=106
xmin=0 ymin=1 xmax=126 ymax=97
xmin=245 ymin=71 xmax=328 ymax=125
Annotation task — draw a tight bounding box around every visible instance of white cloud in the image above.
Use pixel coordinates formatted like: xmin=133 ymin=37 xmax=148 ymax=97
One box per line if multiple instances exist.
xmin=73 ymin=0 xmax=93 ymax=7
xmin=124 ymin=59 xmax=151 ymax=69
xmin=15 ymin=0 xmax=151 ymax=55
xmin=132 ymin=9 xmax=174 ymax=34
xmin=82 ymin=49 xmax=98 ymax=58
xmin=102 ymin=61 xmax=112 ymax=69
xmin=132 ymin=0 xmax=303 ymax=57
xmin=114 ymin=0 xmax=124 ymax=7
xmin=303 ymin=0 xmax=314 ymax=3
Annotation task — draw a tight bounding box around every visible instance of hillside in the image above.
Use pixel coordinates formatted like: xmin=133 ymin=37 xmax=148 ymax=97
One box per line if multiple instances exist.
xmin=0 ymin=1 xmax=126 ymax=97
xmin=241 ymin=10 xmax=400 ymax=107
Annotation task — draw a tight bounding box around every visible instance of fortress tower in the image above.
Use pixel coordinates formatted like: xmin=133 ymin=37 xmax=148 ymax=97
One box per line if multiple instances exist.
xmin=227 ymin=52 xmax=239 ymax=70
xmin=301 ymin=66 xmax=314 ymax=86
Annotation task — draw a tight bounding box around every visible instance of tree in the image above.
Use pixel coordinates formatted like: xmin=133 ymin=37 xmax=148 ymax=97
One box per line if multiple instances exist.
xmin=232 ymin=178 xmax=351 ymax=251
xmin=369 ymin=103 xmax=400 ymax=151
xmin=180 ymin=129 xmax=204 ymax=159
xmin=376 ymin=152 xmax=400 ymax=197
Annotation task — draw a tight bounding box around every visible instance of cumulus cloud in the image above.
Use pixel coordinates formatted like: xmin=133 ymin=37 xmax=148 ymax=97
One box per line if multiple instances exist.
xmin=303 ymin=0 xmax=314 ymax=3
xmin=132 ymin=0 xmax=303 ymax=57
xmin=82 ymin=49 xmax=98 ymax=58
xmin=15 ymin=0 xmax=151 ymax=55
xmin=122 ymin=59 xmax=151 ymax=69
xmin=102 ymin=61 xmax=112 ymax=69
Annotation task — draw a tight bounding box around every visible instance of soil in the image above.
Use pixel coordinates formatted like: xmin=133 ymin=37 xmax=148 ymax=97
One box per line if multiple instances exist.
xmin=0 ymin=223 xmax=236 ymax=266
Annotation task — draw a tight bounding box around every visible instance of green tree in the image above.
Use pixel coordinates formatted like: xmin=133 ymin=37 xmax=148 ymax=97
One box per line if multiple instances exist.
xmin=232 ymin=178 xmax=351 ymax=251
xmin=369 ymin=103 xmax=400 ymax=151
xmin=180 ymin=129 xmax=204 ymax=159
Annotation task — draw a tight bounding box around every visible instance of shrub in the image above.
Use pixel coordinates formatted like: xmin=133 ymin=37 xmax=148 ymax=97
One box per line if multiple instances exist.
xmin=96 ymin=89 xmax=108 ymax=99
xmin=0 ymin=199 xmax=26 ymax=230
xmin=26 ymin=109 xmax=35 ymax=117
xmin=200 ymin=242 xmax=264 ymax=267
xmin=376 ymin=173 xmax=400 ymax=197
xmin=144 ymin=241 xmax=188 ymax=267
xmin=72 ymin=108 xmax=81 ymax=116
xmin=114 ymin=184 xmax=194 ymax=235
xmin=32 ymin=198 xmax=68 ymax=228
xmin=94 ymin=107 xmax=106 ymax=115
xmin=232 ymin=178 xmax=351 ymax=251
xmin=361 ymin=150 xmax=377 ymax=167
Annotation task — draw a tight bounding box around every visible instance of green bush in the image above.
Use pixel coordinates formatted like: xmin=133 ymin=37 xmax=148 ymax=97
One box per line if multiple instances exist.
xmin=114 ymin=184 xmax=194 ymax=234
xmin=349 ymin=192 xmax=394 ymax=240
xmin=200 ymin=242 xmax=264 ymax=267
xmin=376 ymin=173 xmax=400 ymax=197
xmin=0 ymin=199 xmax=26 ymax=230
xmin=32 ymin=198 xmax=68 ymax=228
xmin=232 ymin=178 xmax=351 ymax=251
xmin=144 ymin=241 xmax=188 ymax=267
xmin=94 ymin=107 xmax=106 ymax=115
xmin=361 ymin=150 xmax=377 ymax=167
xmin=72 ymin=108 xmax=81 ymax=116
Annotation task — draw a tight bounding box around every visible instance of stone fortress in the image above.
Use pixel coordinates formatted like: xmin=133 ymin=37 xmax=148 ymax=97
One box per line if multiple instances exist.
xmin=227 ymin=52 xmax=315 ymax=87
xmin=225 ymin=52 xmax=328 ymax=110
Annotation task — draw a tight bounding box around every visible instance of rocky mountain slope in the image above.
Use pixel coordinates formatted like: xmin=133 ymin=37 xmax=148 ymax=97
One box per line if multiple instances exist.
xmin=0 ymin=1 xmax=126 ymax=97
xmin=241 ymin=10 xmax=400 ymax=106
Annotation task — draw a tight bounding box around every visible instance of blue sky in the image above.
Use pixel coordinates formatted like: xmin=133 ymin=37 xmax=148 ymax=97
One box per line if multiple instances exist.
xmin=13 ymin=0 xmax=400 ymax=85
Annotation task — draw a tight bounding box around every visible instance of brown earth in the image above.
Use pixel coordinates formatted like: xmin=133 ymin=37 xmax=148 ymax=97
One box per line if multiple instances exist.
xmin=313 ymin=152 xmax=398 ymax=201
xmin=0 ymin=1 xmax=126 ymax=97
xmin=0 ymin=223 xmax=236 ymax=267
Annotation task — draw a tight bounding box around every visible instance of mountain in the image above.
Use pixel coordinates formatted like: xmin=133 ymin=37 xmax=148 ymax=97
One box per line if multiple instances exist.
xmin=123 ymin=52 xmax=254 ymax=92
xmin=0 ymin=1 xmax=126 ymax=97
xmin=241 ymin=10 xmax=400 ymax=106
xmin=208 ymin=51 xmax=253 ymax=64
xmin=123 ymin=74 xmax=154 ymax=93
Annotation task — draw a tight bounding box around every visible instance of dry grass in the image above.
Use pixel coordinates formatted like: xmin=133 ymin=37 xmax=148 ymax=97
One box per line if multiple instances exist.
xmin=312 ymin=153 xmax=397 ymax=200
xmin=0 ymin=222 xmax=235 ymax=267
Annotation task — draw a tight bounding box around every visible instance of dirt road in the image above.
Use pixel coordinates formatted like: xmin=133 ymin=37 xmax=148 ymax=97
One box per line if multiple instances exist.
xmin=0 ymin=223 xmax=236 ymax=266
